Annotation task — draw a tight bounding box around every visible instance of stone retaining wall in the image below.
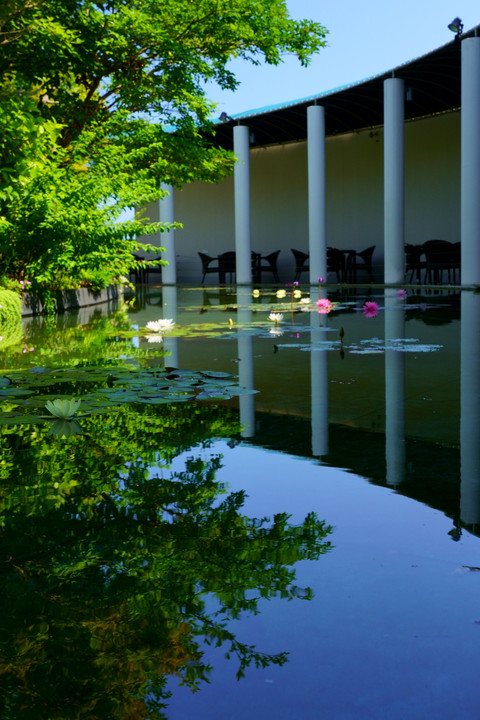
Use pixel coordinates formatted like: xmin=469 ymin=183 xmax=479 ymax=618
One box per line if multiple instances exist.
xmin=21 ymin=285 xmax=123 ymax=317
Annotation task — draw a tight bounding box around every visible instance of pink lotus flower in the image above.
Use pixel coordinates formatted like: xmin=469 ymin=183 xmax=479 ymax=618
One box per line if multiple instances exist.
xmin=362 ymin=301 xmax=379 ymax=318
xmin=316 ymin=298 xmax=334 ymax=314
xmin=397 ymin=289 xmax=407 ymax=299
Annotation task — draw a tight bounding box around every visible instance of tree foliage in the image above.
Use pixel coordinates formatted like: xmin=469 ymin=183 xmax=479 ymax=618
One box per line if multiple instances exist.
xmin=0 ymin=0 xmax=327 ymax=289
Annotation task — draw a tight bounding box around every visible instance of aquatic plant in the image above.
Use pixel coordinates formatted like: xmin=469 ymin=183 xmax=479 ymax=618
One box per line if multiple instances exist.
xmin=362 ymin=301 xmax=379 ymax=318
xmin=269 ymin=312 xmax=284 ymax=324
xmin=146 ymin=318 xmax=175 ymax=333
xmin=316 ymin=298 xmax=334 ymax=314
xmin=45 ymin=397 xmax=81 ymax=418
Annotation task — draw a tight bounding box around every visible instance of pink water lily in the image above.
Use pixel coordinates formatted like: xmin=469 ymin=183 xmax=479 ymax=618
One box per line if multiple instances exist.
xmin=316 ymin=298 xmax=334 ymax=314
xmin=397 ymin=289 xmax=407 ymax=299
xmin=362 ymin=301 xmax=379 ymax=318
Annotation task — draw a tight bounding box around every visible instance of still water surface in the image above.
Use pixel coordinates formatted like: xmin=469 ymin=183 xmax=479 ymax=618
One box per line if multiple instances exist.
xmin=3 ymin=285 xmax=480 ymax=719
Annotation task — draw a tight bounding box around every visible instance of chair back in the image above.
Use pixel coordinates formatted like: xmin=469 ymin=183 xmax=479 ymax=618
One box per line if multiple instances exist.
xmin=327 ymin=247 xmax=347 ymax=283
xmin=291 ymin=248 xmax=309 ymax=281
xmin=218 ymin=251 xmax=236 ymax=273
xmin=198 ymin=252 xmax=216 ymax=271
xmin=422 ymin=240 xmax=452 ymax=264
xmin=263 ymin=250 xmax=280 ymax=266
xmin=357 ymin=245 xmax=375 ymax=262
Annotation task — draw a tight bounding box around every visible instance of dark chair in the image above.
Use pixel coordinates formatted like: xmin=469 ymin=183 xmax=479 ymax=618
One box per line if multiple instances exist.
xmin=423 ymin=240 xmax=457 ymax=284
xmin=405 ymin=244 xmax=427 ymax=284
xmin=449 ymin=242 xmax=461 ymax=284
xmin=218 ymin=251 xmax=236 ymax=283
xmin=143 ymin=256 xmax=163 ymax=284
xmin=257 ymin=250 xmax=280 ymax=282
xmin=327 ymin=247 xmax=347 ymax=283
xmin=217 ymin=251 xmax=262 ymax=283
xmin=199 ymin=252 xmax=220 ymax=283
xmin=291 ymin=248 xmax=309 ymax=282
xmin=346 ymin=245 xmax=375 ymax=283
xmin=130 ymin=253 xmax=146 ymax=284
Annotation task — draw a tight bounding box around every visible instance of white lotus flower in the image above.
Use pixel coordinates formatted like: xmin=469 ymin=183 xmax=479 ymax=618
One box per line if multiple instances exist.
xmin=146 ymin=318 xmax=175 ymax=333
xmin=269 ymin=327 xmax=284 ymax=337
xmin=268 ymin=312 xmax=284 ymax=324
xmin=45 ymin=398 xmax=81 ymax=419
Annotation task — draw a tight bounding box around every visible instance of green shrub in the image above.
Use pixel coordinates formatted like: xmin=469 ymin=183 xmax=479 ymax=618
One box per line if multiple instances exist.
xmin=0 ymin=288 xmax=21 ymax=325
xmin=0 ymin=288 xmax=23 ymax=350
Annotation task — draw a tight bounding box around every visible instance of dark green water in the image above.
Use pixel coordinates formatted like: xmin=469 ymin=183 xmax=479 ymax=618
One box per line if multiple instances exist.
xmin=1 ymin=285 xmax=479 ymax=719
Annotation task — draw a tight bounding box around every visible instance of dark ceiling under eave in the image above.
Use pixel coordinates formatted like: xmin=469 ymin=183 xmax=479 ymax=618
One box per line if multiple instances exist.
xmin=211 ymin=26 xmax=479 ymax=151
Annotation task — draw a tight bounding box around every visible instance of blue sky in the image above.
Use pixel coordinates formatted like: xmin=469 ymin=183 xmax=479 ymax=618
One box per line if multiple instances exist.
xmin=205 ymin=0 xmax=480 ymax=117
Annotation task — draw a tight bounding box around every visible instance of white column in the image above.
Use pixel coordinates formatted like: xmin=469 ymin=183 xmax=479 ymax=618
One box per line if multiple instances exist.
xmin=159 ymin=183 xmax=176 ymax=285
xmin=233 ymin=125 xmax=252 ymax=284
xmin=308 ymin=105 xmax=327 ymax=284
xmin=461 ymin=37 xmax=480 ymax=286
xmin=384 ymin=288 xmax=405 ymax=486
xmin=384 ymin=78 xmax=405 ymax=285
xmin=460 ymin=292 xmax=480 ymax=525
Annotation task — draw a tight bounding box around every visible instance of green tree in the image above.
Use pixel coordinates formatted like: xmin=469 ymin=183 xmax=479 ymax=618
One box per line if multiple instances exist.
xmin=0 ymin=1 xmax=327 ymax=289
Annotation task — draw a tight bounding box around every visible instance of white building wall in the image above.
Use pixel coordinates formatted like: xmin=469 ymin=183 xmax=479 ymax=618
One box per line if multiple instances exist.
xmin=146 ymin=110 xmax=460 ymax=284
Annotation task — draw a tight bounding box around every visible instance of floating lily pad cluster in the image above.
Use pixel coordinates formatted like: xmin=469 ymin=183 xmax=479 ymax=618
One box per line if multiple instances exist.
xmin=0 ymin=365 xmax=255 ymax=425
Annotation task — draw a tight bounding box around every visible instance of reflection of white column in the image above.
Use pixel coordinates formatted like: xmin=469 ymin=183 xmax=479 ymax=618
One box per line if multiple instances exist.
xmin=308 ymin=105 xmax=327 ymax=284
xmin=384 ymin=78 xmax=405 ymax=285
xmin=162 ymin=285 xmax=178 ymax=368
xmin=384 ymin=288 xmax=405 ymax=486
xmin=461 ymin=38 xmax=480 ymax=286
xmin=159 ymin=183 xmax=176 ymax=285
xmin=237 ymin=287 xmax=255 ymax=438
xmin=233 ymin=126 xmax=252 ymax=284
xmin=310 ymin=293 xmax=329 ymax=457
xmin=460 ymin=293 xmax=480 ymax=524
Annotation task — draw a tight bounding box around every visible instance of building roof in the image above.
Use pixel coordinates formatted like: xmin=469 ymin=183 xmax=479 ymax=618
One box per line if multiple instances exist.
xmin=212 ymin=25 xmax=480 ymax=150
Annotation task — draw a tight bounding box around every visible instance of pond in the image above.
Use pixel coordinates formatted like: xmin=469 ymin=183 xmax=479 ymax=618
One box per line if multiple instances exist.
xmin=1 ymin=284 xmax=480 ymax=719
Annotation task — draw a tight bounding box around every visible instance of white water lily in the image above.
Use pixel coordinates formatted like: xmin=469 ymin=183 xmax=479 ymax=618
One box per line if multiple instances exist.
xmin=268 ymin=312 xmax=284 ymax=324
xmin=252 ymin=289 xmax=261 ymax=297
xmin=146 ymin=334 xmax=164 ymax=343
xmin=45 ymin=398 xmax=81 ymax=419
xmin=276 ymin=289 xmax=286 ymax=298
xmin=269 ymin=327 xmax=284 ymax=337
xmin=293 ymin=289 xmax=302 ymax=299
xmin=146 ymin=318 xmax=175 ymax=333
xmin=300 ymin=297 xmax=311 ymax=304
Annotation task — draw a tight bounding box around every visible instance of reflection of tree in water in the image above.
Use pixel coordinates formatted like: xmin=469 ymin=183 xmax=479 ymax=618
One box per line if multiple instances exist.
xmin=0 ymin=403 xmax=333 ymax=719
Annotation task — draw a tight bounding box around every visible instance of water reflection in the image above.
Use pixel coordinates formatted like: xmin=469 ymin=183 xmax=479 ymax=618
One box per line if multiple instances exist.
xmin=460 ymin=291 xmax=480 ymax=529
xmin=0 ymin=405 xmax=332 ymax=718
xmin=4 ymin=283 xmax=480 ymax=717
xmin=162 ymin=284 xmax=178 ymax=368
xmin=236 ymin=287 xmax=255 ymax=438
xmin=384 ymin=288 xmax=406 ymax=486
xmin=310 ymin=295 xmax=329 ymax=458
xmin=126 ymin=285 xmax=475 ymax=538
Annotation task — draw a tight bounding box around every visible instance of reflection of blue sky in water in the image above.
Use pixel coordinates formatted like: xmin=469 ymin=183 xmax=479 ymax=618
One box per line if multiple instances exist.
xmin=167 ymin=441 xmax=480 ymax=720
